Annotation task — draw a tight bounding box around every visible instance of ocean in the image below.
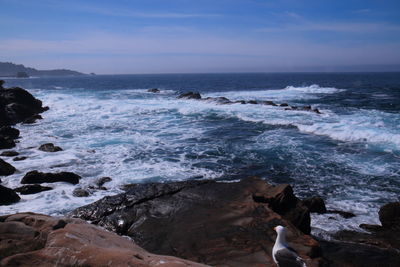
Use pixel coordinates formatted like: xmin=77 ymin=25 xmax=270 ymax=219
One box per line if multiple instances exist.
xmin=1 ymin=73 xmax=399 ymax=236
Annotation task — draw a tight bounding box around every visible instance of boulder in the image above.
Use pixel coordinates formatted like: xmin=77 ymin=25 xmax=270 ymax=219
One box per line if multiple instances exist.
xmin=303 ymin=197 xmax=327 ymax=214
xmin=147 ymin=88 xmax=160 ymax=93
xmin=71 ymin=177 xmax=321 ymax=266
xmin=0 ymin=151 xmax=19 ymax=157
xmin=23 ymin=114 xmax=43 ymax=124
xmin=72 ymin=187 xmax=90 ymax=197
xmin=0 ymin=126 xmax=20 ymax=139
xmin=38 ymin=143 xmax=62 ymax=152
xmin=0 ymin=213 xmax=208 ymax=267
xmin=13 ymin=156 xmax=27 ymax=161
xmin=96 ymin=176 xmax=112 ymax=188
xmin=21 ymin=171 xmax=81 ymax=185
xmin=0 ymin=158 xmax=16 ymax=176
xmin=327 ymin=209 xmax=356 ymax=219
xmin=379 ymin=202 xmax=400 ymax=230
xmin=0 ymin=185 xmax=20 ymax=205
xmin=14 ymin=184 xmax=53 ymax=195
xmin=0 ymin=137 xmax=15 ymax=149
xmin=177 ymin=92 xmax=202 ymax=100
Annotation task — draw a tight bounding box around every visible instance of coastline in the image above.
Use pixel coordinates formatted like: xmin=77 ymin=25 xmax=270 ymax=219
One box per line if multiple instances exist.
xmin=0 ymin=81 xmax=395 ymax=266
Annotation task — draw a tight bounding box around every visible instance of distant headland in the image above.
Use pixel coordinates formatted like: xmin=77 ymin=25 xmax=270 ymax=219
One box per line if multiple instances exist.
xmin=0 ymin=62 xmax=85 ymax=77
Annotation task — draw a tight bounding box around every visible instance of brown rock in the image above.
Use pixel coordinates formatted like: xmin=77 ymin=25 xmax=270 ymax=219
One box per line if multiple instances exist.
xmin=303 ymin=197 xmax=327 ymax=214
xmin=0 ymin=213 xmax=208 ymax=267
xmin=379 ymin=202 xmax=400 ymax=230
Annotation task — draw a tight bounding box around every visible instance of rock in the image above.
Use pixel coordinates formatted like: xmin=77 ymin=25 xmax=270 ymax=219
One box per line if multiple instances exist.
xmin=13 ymin=156 xmax=27 ymax=161
xmin=147 ymin=88 xmax=160 ymax=93
xmin=280 ymin=103 xmax=289 ymax=107
xmin=0 ymin=185 xmax=20 ymax=205
xmin=247 ymin=100 xmax=258 ymax=104
xmin=0 ymin=80 xmax=4 ymax=89
xmin=14 ymin=184 xmax=53 ymax=195
xmin=0 ymin=126 xmax=20 ymax=139
xmin=0 ymin=158 xmax=16 ymax=176
xmin=379 ymin=202 xmax=400 ymax=230
xmin=22 ymin=114 xmax=42 ymax=124
xmin=0 ymin=213 xmax=208 ymax=267
xmin=0 ymin=136 xmax=15 ymax=149
xmin=233 ymin=100 xmax=246 ymax=104
xmin=327 ymin=209 xmax=356 ymax=219
xmin=177 ymin=92 xmax=202 ymax=100
xmin=38 ymin=143 xmax=62 ymax=152
xmin=73 ymin=187 xmax=90 ymax=197
xmin=313 ymin=108 xmax=321 ymax=114
xmin=0 ymin=151 xmax=19 ymax=157
xmin=21 ymin=171 xmax=81 ymax=185
xmin=71 ymin=177 xmax=321 ymax=266
xmin=260 ymin=100 xmax=278 ymax=106
xmin=96 ymin=176 xmax=112 ymax=188
xmin=202 ymin=96 xmax=232 ymax=104
xmin=303 ymin=197 xmax=327 ymax=214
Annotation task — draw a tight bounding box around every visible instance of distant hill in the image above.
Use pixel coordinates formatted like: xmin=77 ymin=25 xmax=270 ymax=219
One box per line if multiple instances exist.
xmin=0 ymin=62 xmax=84 ymax=77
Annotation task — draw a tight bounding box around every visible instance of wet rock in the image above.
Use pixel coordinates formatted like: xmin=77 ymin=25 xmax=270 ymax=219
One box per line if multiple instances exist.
xmin=328 ymin=209 xmax=356 ymax=219
xmin=280 ymin=103 xmax=289 ymax=107
xmin=73 ymin=187 xmax=90 ymax=197
xmin=0 ymin=213 xmax=207 ymax=267
xmin=13 ymin=156 xmax=27 ymax=161
xmin=233 ymin=100 xmax=246 ymax=104
xmin=71 ymin=177 xmax=321 ymax=266
xmin=96 ymin=176 xmax=112 ymax=188
xmin=0 ymin=136 xmax=15 ymax=149
xmin=303 ymin=197 xmax=327 ymax=214
xmin=177 ymin=92 xmax=202 ymax=100
xmin=0 ymin=158 xmax=16 ymax=176
xmin=147 ymin=88 xmax=160 ymax=93
xmin=379 ymin=202 xmax=400 ymax=230
xmin=0 ymin=151 xmax=19 ymax=157
xmin=260 ymin=100 xmax=278 ymax=106
xmin=0 ymin=126 xmax=20 ymax=139
xmin=203 ymin=96 xmax=231 ymax=104
xmin=22 ymin=114 xmax=42 ymax=124
xmin=21 ymin=170 xmax=81 ymax=185
xmin=38 ymin=143 xmax=62 ymax=152
xmin=247 ymin=100 xmax=258 ymax=104
xmin=14 ymin=184 xmax=53 ymax=195
xmin=0 ymin=185 xmax=20 ymax=205
xmin=313 ymin=108 xmax=321 ymax=114
xmin=0 ymin=80 xmax=4 ymax=89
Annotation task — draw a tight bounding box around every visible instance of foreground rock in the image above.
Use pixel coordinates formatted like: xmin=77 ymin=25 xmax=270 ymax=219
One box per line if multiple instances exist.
xmin=38 ymin=143 xmax=63 ymax=152
xmin=21 ymin=170 xmax=81 ymax=184
xmin=14 ymin=184 xmax=53 ymax=195
xmin=0 ymin=81 xmax=48 ymax=126
xmin=0 ymin=158 xmax=16 ymax=176
xmin=71 ymin=177 xmax=322 ymax=266
xmin=0 ymin=213 xmax=209 ymax=267
xmin=0 ymin=185 xmax=20 ymax=205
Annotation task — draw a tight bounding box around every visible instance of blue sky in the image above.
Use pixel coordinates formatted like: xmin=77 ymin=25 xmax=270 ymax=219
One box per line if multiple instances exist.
xmin=1 ymin=0 xmax=399 ymax=73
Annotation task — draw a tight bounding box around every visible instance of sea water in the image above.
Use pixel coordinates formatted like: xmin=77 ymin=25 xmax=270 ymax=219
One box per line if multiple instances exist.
xmin=1 ymin=73 xmax=399 ymax=236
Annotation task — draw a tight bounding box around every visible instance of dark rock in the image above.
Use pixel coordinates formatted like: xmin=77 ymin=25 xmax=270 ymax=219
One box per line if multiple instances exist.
xmin=73 ymin=188 xmax=90 ymax=197
xmin=247 ymin=100 xmax=258 ymax=104
xmin=0 ymin=136 xmax=15 ymax=149
xmin=0 ymin=80 xmax=4 ymax=89
xmin=303 ymin=197 xmax=327 ymax=214
xmin=280 ymin=103 xmax=289 ymax=107
xmin=359 ymin=224 xmax=383 ymax=232
xmin=21 ymin=170 xmax=81 ymax=185
xmin=260 ymin=100 xmax=277 ymax=106
xmin=0 ymin=158 xmax=16 ymax=176
xmin=0 ymin=213 xmax=205 ymax=267
xmin=0 ymin=151 xmax=19 ymax=157
xmin=0 ymin=185 xmax=20 ymax=205
xmin=147 ymin=88 xmax=160 ymax=93
xmin=16 ymin=71 xmax=29 ymax=78
xmin=38 ymin=143 xmax=63 ymax=152
xmin=13 ymin=156 xmax=27 ymax=161
xmin=203 ymin=96 xmax=231 ymax=104
xmin=328 ymin=209 xmax=356 ymax=219
xmin=0 ymin=126 xmax=20 ymax=139
xmin=313 ymin=108 xmax=321 ymax=114
xmin=177 ymin=92 xmax=202 ymax=100
xmin=22 ymin=114 xmax=42 ymax=124
xmin=14 ymin=184 xmax=53 ymax=195
xmin=379 ymin=202 xmax=400 ymax=230
xmin=96 ymin=176 xmax=112 ymax=188
xmin=71 ymin=177 xmax=321 ymax=266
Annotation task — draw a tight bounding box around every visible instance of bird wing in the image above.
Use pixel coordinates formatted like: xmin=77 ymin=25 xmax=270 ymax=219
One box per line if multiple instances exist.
xmin=275 ymin=247 xmax=306 ymax=267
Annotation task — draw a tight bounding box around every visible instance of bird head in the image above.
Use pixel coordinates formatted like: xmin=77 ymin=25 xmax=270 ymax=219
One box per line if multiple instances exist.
xmin=273 ymin=225 xmax=285 ymax=234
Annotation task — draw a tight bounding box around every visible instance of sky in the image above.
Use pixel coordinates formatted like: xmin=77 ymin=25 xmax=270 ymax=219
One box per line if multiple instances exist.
xmin=0 ymin=0 xmax=400 ymax=74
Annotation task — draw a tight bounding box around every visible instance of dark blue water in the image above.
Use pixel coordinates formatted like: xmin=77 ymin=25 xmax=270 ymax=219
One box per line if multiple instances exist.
xmin=2 ymin=73 xmax=400 ymax=233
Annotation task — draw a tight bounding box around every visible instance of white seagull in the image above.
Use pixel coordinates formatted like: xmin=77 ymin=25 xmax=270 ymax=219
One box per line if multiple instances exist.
xmin=272 ymin=225 xmax=307 ymax=267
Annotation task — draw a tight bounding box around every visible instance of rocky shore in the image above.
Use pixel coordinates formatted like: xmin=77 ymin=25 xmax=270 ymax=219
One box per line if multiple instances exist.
xmin=1 ymin=83 xmax=400 ymax=266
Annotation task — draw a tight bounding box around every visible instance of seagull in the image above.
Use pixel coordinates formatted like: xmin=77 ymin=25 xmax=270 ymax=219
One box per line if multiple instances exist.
xmin=272 ymin=225 xmax=307 ymax=267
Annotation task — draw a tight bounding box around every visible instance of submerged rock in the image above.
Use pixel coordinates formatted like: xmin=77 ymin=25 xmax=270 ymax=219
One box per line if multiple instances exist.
xmin=0 ymin=213 xmax=208 ymax=267
xmin=177 ymin=92 xmax=202 ymax=100
xmin=71 ymin=177 xmax=321 ymax=266
xmin=14 ymin=184 xmax=53 ymax=195
xmin=21 ymin=170 xmax=81 ymax=185
xmin=147 ymin=88 xmax=160 ymax=93
xmin=38 ymin=143 xmax=63 ymax=152
xmin=0 ymin=185 xmax=20 ymax=205
xmin=0 ymin=158 xmax=16 ymax=176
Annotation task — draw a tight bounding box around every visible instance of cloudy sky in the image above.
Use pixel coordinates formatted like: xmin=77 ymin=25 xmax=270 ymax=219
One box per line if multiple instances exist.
xmin=1 ymin=0 xmax=399 ymax=74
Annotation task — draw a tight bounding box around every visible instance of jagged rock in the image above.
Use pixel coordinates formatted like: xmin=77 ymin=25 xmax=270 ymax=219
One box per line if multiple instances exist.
xmin=73 ymin=187 xmax=90 ymax=197
xmin=0 ymin=137 xmax=15 ymax=149
xmin=379 ymin=202 xmax=400 ymax=230
xmin=14 ymin=184 xmax=53 ymax=195
xmin=303 ymin=197 xmax=327 ymax=214
xmin=147 ymin=88 xmax=160 ymax=93
xmin=0 ymin=185 xmax=20 ymax=205
xmin=21 ymin=170 xmax=81 ymax=185
xmin=0 ymin=126 xmax=19 ymax=139
xmin=177 ymin=92 xmax=202 ymax=100
xmin=0 ymin=158 xmax=16 ymax=176
xmin=71 ymin=177 xmax=321 ymax=266
xmin=38 ymin=143 xmax=62 ymax=152
xmin=23 ymin=114 xmax=42 ymax=124
xmin=0 ymin=151 xmax=19 ymax=157
xmin=95 ymin=176 xmax=112 ymax=188
xmin=0 ymin=213 xmax=208 ymax=267
xmin=13 ymin=156 xmax=27 ymax=161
